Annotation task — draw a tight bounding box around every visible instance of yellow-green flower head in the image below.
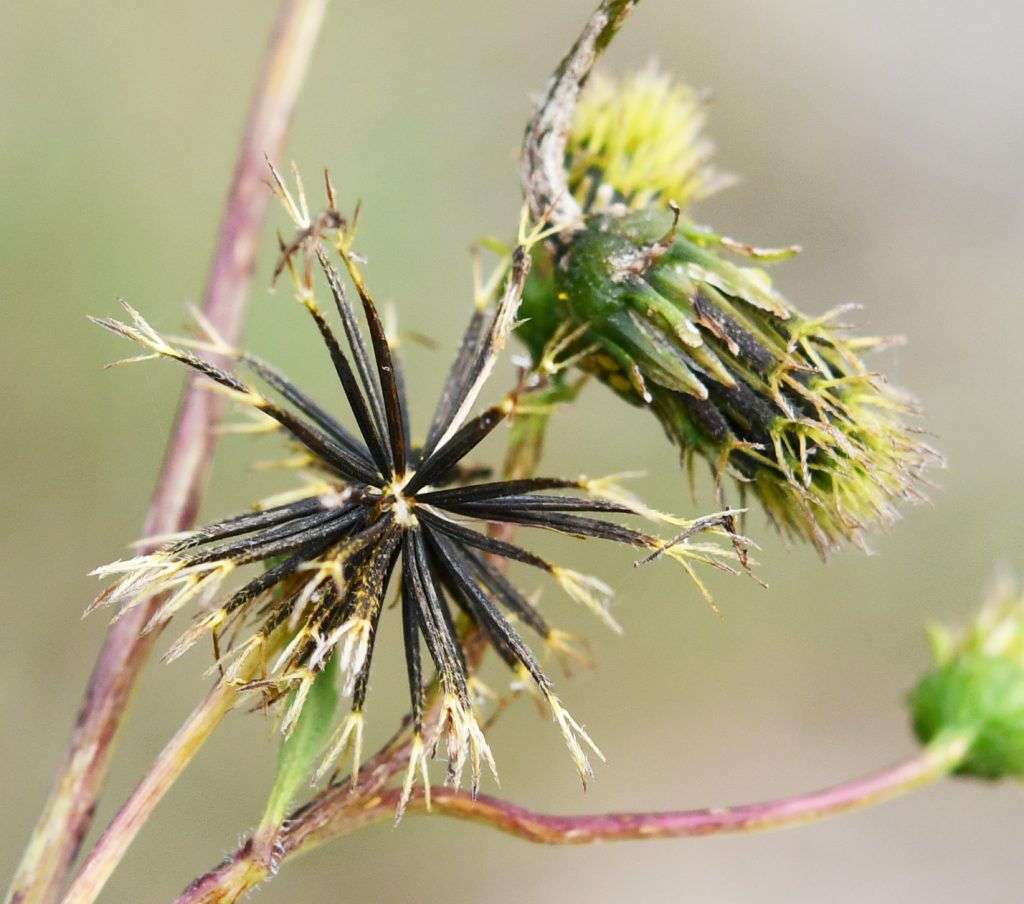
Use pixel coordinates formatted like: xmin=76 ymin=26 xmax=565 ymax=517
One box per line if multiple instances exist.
xmin=910 ymin=582 xmax=1024 ymax=781
xmin=568 ymin=64 xmax=733 ymax=213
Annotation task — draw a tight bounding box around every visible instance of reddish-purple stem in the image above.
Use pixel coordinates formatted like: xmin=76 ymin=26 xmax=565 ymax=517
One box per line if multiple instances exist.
xmin=414 ymin=741 xmax=966 ymax=842
xmin=171 ymin=733 xmax=969 ymax=903
xmin=6 ymin=3 xmax=327 ymax=903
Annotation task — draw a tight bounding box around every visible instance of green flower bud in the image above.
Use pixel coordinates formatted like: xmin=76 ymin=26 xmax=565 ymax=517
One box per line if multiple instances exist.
xmin=519 ymin=69 xmax=937 ymax=555
xmin=909 ymin=585 xmax=1024 ymax=781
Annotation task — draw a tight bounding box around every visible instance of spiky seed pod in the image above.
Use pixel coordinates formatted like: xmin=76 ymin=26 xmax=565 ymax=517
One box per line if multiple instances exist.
xmin=89 ymin=170 xmax=751 ymax=815
xmin=519 ymin=69 xmax=938 ymax=556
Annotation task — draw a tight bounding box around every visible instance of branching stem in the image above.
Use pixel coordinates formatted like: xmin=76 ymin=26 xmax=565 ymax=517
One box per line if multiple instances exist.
xmin=61 ymin=682 xmax=241 ymax=904
xmin=172 ymin=732 xmax=970 ymax=904
xmin=5 ymin=3 xmax=328 ymax=903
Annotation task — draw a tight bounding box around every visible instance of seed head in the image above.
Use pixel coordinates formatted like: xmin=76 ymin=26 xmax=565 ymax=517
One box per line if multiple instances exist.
xmin=89 ymin=166 xmax=752 ymax=809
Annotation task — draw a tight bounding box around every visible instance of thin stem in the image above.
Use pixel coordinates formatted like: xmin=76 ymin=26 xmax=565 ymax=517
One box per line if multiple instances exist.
xmin=172 ymin=720 xmax=443 ymax=904
xmin=5 ymin=4 xmax=328 ymax=903
xmin=173 ymin=732 xmax=970 ymax=903
xmin=173 ymin=785 xmax=391 ymax=904
xmin=521 ymin=0 xmax=639 ymax=226
xmin=413 ymin=733 xmax=971 ymax=843
xmin=61 ymin=682 xmax=241 ymax=904
xmin=173 ymin=847 xmax=268 ymax=904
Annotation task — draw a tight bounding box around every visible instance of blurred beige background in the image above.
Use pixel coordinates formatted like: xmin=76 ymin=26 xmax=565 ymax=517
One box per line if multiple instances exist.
xmin=3 ymin=1 xmax=1024 ymax=901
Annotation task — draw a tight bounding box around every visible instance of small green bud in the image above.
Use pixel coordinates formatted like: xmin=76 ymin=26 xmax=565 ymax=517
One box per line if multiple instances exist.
xmin=909 ymin=586 xmax=1024 ymax=780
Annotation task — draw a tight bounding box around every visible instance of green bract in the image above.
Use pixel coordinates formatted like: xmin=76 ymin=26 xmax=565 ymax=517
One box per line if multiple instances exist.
xmin=522 ymin=206 xmax=934 ymax=554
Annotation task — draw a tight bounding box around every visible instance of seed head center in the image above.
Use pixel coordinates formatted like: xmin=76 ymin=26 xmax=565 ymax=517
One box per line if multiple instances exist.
xmin=384 ymin=474 xmax=418 ymax=527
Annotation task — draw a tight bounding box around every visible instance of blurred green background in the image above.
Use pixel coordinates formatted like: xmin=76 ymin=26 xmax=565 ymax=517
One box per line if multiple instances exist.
xmin=3 ymin=1 xmax=1023 ymax=901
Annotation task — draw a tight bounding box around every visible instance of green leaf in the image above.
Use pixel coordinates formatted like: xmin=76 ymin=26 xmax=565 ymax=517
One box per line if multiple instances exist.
xmin=258 ymin=654 xmax=339 ymax=833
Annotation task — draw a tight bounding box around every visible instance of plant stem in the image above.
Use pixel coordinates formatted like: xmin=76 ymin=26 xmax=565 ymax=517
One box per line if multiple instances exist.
xmin=173 ymin=731 xmax=970 ymax=903
xmin=413 ymin=733 xmax=972 ymax=842
xmin=5 ymin=3 xmax=328 ymax=903
xmin=61 ymin=682 xmax=241 ymax=904
xmin=521 ymin=0 xmax=639 ymax=226
xmin=173 ymin=847 xmax=268 ymax=904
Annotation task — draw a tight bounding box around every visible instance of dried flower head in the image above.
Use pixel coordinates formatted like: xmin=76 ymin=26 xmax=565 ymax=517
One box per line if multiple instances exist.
xmin=89 ymin=168 xmax=749 ymax=815
xmin=520 ymin=69 xmax=939 ymax=556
